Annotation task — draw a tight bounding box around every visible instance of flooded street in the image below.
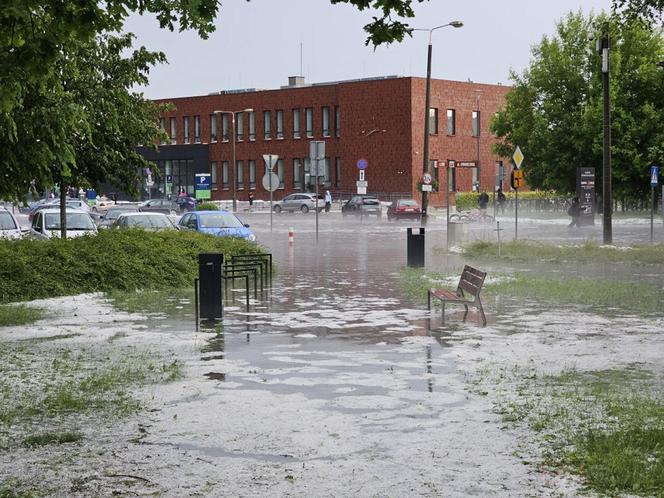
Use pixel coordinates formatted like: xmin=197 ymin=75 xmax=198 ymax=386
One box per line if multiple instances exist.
xmin=2 ymin=211 xmax=664 ymax=496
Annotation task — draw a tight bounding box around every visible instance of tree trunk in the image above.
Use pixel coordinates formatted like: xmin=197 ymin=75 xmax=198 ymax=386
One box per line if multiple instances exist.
xmin=60 ymin=181 xmax=67 ymax=239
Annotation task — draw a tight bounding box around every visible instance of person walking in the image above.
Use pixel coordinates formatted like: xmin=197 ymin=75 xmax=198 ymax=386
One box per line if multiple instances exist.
xmin=568 ymin=197 xmax=581 ymax=227
xmin=478 ymin=191 xmax=489 ymax=211
xmin=324 ymin=190 xmax=332 ymax=213
xmin=497 ymin=188 xmax=506 ymax=214
xmin=248 ymin=191 xmax=254 ymax=210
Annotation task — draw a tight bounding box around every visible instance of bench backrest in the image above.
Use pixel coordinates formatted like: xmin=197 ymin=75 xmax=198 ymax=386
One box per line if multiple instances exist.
xmin=457 ymin=265 xmax=486 ymax=298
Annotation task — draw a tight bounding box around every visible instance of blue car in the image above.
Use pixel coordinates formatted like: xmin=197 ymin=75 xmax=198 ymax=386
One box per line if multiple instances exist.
xmin=178 ymin=210 xmax=256 ymax=242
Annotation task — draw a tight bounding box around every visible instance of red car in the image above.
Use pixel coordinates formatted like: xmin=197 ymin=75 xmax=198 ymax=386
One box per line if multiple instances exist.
xmin=387 ymin=198 xmax=422 ymax=221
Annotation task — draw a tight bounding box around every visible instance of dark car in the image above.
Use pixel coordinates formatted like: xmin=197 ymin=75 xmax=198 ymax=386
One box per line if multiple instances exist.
xmin=97 ymin=206 xmax=139 ymax=229
xmin=175 ymin=195 xmax=197 ymax=213
xmin=341 ymin=195 xmax=382 ymax=218
xmin=387 ymin=198 xmax=422 ymax=221
xmin=138 ymin=198 xmax=179 ymax=216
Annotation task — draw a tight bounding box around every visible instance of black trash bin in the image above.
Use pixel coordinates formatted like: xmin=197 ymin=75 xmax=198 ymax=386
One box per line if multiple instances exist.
xmin=407 ymin=227 xmax=425 ymax=268
xmin=198 ymin=253 xmax=223 ymax=320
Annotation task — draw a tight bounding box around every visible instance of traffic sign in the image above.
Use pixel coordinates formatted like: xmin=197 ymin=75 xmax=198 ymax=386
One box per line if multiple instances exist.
xmin=263 ymin=154 xmax=279 ymax=171
xmin=421 ymin=185 xmax=432 ymax=192
xmin=513 ymin=146 xmax=524 ymax=168
xmin=357 ymin=158 xmax=368 ymax=170
xmin=359 ymin=169 xmax=365 ymax=182
xmin=356 ymin=180 xmax=368 ymax=188
xmin=166 ymin=174 xmax=173 ymax=183
xmin=195 ymin=173 xmax=211 ymax=200
xmin=262 ymin=172 xmax=280 ymax=192
xmin=511 ymin=169 xmax=525 ymax=189
xmin=422 ymin=173 xmax=432 ymax=185
xmin=651 ymin=165 xmax=659 ymax=186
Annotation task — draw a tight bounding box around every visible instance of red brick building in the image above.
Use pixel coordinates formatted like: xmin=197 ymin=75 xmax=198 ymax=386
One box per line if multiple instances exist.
xmin=143 ymin=75 xmax=510 ymax=206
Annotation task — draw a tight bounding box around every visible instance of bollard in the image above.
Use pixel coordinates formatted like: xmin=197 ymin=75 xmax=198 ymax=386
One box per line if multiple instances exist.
xmin=198 ymin=253 xmax=223 ymax=320
xmin=288 ymin=227 xmax=294 ymax=245
xmin=406 ymin=227 xmax=425 ymax=268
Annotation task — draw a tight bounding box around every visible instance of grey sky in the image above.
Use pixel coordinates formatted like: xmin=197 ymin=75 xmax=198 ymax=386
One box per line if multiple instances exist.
xmin=125 ymin=0 xmax=612 ymax=99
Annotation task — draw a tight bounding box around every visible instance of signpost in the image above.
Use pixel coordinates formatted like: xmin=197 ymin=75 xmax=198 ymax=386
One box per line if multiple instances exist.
xmin=310 ymin=141 xmax=325 ymax=241
xmin=145 ymin=167 xmax=154 ymax=200
xmin=194 ymin=173 xmax=211 ymax=200
xmin=650 ymin=165 xmax=659 ymax=243
xmin=356 ymin=159 xmax=368 ymax=194
xmin=262 ymin=154 xmax=279 ymax=232
xmin=446 ymin=160 xmax=455 ymax=250
xmin=576 ymin=167 xmax=596 ymax=226
xmin=511 ymin=146 xmax=524 ymax=240
xmin=421 ymin=172 xmax=433 ymax=192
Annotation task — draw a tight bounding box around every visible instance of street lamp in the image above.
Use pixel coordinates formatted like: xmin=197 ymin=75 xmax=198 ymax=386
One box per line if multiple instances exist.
xmin=413 ymin=21 xmax=463 ymax=226
xmin=214 ymin=108 xmax=253 ymax=212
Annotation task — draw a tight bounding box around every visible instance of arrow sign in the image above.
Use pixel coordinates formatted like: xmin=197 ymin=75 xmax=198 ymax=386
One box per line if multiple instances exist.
xmin=513 ymin=145 xmax=524 ymax=168
xmin=263 ymin=154 xmax=279 ymax=171
xmin=651 ymin=165 xmax=659 ymax=186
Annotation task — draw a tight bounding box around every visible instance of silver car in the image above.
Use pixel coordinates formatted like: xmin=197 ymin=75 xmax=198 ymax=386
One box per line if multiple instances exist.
xmin=29 ymin=209 xmax=98 ymax=239
xmin=273 ymin=193 xmax=324 ymax=214
xmin=0 ymin=208 xmax=22 ymax=239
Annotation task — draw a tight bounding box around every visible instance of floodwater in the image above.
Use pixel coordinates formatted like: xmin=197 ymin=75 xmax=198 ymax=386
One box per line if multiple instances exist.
xmin=2 ymin=210 xmax=664 ymax=496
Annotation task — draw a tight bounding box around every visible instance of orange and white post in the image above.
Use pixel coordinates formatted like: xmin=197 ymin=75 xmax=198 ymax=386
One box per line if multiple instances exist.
xmin=288 ymin=227 xmax=294 ymax=245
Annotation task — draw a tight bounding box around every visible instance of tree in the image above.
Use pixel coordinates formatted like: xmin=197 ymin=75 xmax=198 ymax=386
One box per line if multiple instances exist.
xmin=613 ymin=0 xmax=664 ymax=24
xmin=491 ymin=11 xmax=664 ymax=201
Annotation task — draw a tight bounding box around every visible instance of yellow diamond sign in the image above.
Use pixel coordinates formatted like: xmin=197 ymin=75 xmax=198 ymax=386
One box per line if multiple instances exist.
xmin=512 ymin=146 xmax=524 ymax=168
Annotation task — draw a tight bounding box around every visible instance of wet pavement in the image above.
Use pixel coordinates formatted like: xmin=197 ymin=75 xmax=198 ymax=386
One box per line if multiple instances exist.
xmin=2 ymin=211 xmax=664 ymax=496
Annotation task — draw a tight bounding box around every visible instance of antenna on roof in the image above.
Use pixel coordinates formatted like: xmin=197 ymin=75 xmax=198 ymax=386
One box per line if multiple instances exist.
xmin=300 ymin=42 xmax=303 ymax=77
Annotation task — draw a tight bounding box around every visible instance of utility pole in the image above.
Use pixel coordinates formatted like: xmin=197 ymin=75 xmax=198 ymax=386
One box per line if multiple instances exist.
xmin=600 ymin=32 xmax=612 ymax=244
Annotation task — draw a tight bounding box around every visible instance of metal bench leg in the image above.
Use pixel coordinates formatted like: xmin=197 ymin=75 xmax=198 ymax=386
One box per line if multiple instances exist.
xmin=427 ymin=290 xmax=431 ymax=311
xmin=462 ymin=304 xmax=469 ymax=321
xmin=441 ymin=302 xmax=445 ymax=325
xmin=477 ymin=298 xmax=487 ymax=327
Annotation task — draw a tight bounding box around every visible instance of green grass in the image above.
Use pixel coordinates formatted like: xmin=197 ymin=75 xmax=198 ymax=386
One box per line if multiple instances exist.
xmin=0 ymin=306 xmax=42 ymax=327
xmin=0 ymin=230 xmax=265 ymax=304
xmin=107 ymin=287 xmax=194 ymax=315
xmin=23 ymin=431 xmax=83 ymax=447
xmin=489 ymin=367 xmax=664 ymax=497
xmin=463 ymin=239 xmax=664 ymax=265
xmin=400 ymin=267 xmax=664 ymax=315
xmin=0 ymin=481 xmax=37 ymax=498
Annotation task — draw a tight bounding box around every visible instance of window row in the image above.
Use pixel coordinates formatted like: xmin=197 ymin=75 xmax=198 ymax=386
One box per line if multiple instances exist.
xmin=159 ymin=106 xmax=341 ymax=145
xmin=427 ymin=108 xmax=480 ymax=137
xmin=209 ymin=157 xmax=342 ymax=191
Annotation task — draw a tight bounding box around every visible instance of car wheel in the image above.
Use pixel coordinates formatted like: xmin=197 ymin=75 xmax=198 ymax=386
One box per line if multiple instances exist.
xmin=274 ymin=205 xmax=282 ymax=213
xmin=300 ymin=205 xmax=309 ymax=214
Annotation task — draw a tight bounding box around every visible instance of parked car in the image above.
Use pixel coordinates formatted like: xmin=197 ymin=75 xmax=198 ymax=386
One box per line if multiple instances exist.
xmin=28 ymin=199 xmax=90 ymax=222
xmin=341 ymin=194 xmax=382 ymax=218
xmin=387 ymin=198 xmax=422 ymax=221
xmin=178 ymin=210 xmax=256 ymax=242
xmin=272 ymin=193 xmax=324 ymax=214
xmin=29 ymin=209 xmax=98 ymax=239
xmin=113 ymin=212 xmax=177 ymax=230
xmin=0 ymin=208 xmax=22 ymax=239
xmin=175 ymin=195 xmax=197 ymax=213
xmin=138 ymin=198 xmax=179 ymax=216
xmin=97 ymin=206 xmax=139 ymax=229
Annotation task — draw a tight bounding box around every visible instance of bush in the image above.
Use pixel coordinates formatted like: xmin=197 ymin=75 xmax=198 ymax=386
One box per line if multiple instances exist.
xmin=196 ymin=202 xmax=219 ymax=211
xmin=455 ymin=190 xmax=563 ymax=211
xmin=0 ymin=230 xmax=263 ymax=303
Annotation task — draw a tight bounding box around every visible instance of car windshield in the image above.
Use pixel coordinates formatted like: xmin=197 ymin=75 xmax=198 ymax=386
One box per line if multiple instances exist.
xmin=106 ymin=208 xmax=136 ymax=220
xmin=122 ymin=215 xmax=173 ymax=228
xmin=0 ymin=212 xmax=17 ymax=230
xmin=45 ymin=213 xmax=95 ymax=230
xmin=399 ymin=200 xmax=418 ymax=206
xmin=198 ymin=213 xmax=244 ymax=229
xmin=362 ymin=198 xmax=380 ymax=205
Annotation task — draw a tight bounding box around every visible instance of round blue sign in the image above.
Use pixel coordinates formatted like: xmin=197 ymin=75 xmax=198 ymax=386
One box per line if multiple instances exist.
xmin=357 ymin=158 xmax=368 ymax=170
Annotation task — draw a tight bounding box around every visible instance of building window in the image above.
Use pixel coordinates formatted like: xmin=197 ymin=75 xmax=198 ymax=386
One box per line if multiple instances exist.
xmin=170 ymin=117 xmax=177 ymax=144
xmin=430 ymin=160 xmax=439 ymax=191
xmin=472 ymin=166 xmax=479 ymax=191
xmin=210 ymin=161 xmax=217 ymax=190
xmin=293 ymin=158 xmax=302 ymax=189
xmin=446 ymin=109 xmax=455 ymax=135
xmin=276 ymin=110 xmax=284 ymax=139
xmin=322 ymin=106 xmax=330 ymax=137
xmin=248 ymin=111 xmax=256 ymax=141
xmin=335 ymin=106 xmax=341 ymax=137
xmin=194 ymin=115 xmax=201 ymax=143
xmin=293 ymin=109 xmax=301 ymax=139
xmin=276 ymin=159 xmax=284 ymax=189
xmin=237 ymin=160 xmax=244 ymax=190
xmin=222 ymin=161 xmax=229 ymax=190
xmin=210 ymin=114 xmax=217 ymax=142
xmin=222 ymin=114 xmax=230 ymax=142
xmin=324 ymin=157 xmax=331 ymax=185
xmin=429 ymin=108 xmax=438 ymax=135
xmin=236 ymin=112 xmax=244 ymax=142
xmin=472 ymin=110 xmax=480 ymax=137
xmin=304 ymin=157 xmax=311 ymax=189
xmin=305 ymin=107 xmax=313 ymax=138
xmin=264 ymin=110 xmax=272 ymax=140
xmin=183 ymin=116 xmax=190 ymax=144
xmin=448 ymin=160 xmax=456 ymax=192
xmin=249 ymin=160 xmax=256 ymax=189
xmin=335 ymin=157 xmax=341 ymax=188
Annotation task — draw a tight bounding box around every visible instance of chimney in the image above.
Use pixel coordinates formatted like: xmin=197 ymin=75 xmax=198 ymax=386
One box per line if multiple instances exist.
xmin=288 ymin=76 xmax=305 ymax=87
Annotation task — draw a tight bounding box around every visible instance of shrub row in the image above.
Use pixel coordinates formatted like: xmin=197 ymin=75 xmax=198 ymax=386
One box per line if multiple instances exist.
xmin=455 ymin=190 xmax=567 ymax=211
xmin=0 ymin=230 xmax=262 ymax=303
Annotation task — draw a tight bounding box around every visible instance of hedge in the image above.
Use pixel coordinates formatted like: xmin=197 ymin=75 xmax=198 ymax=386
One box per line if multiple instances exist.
xmin=455 ymin=190 xmax=566 ymax=211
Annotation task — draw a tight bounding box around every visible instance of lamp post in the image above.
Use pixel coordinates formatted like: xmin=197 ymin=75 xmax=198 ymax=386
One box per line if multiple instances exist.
xmin=413 ymin=21 xmax=463 ymax=226
xmin=214 ymin=108 xmax=253 ymax=212
xmin=598 ymin=31 xmax=612 ymax=244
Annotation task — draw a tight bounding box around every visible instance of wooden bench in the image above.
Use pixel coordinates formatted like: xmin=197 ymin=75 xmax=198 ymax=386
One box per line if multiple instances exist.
xmin=427 ymin=265 xmax=487 ymax=326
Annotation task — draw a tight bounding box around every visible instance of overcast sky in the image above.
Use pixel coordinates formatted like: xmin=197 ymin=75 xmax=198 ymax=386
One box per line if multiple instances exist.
xmin=125 ymin=0 xmax=612 ymax=99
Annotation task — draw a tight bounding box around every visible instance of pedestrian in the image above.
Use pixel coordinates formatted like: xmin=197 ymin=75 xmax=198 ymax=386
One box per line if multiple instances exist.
xmin=478 ymin=191 xmax=489 ymax=211
xmin=324 ymin=190 xmax=332 ymax=213
xmin=568 ymin=197 xmax=581 ymax=227
xmin=248 ymin=191 xmax=254 ymax=209
xmin=497 ymin=188 xmax=506 ymax=214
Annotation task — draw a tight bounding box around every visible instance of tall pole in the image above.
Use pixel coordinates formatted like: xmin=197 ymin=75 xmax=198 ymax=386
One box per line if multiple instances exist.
xmin=422 ymin=40 xmax=433 ymax=226
xmin=446 ymin=162 xmax=450 ymax=249
xmin=651 ymin=184 xmax=654 ymax=244
xmin=601 ymin=33 xmax=612 ymax=244
xmin=269 ymin=155 xmax=273 ymax=233
xmin=476 ymin=93 xmax=481 ymax=192
xmin=315 ymin=152 xmax=320 ymax=242
xmin=231 ymin=113 xmax=237 ymax=212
